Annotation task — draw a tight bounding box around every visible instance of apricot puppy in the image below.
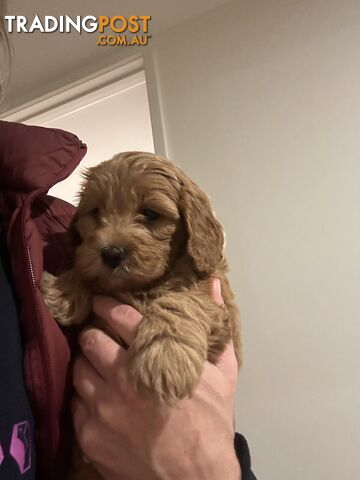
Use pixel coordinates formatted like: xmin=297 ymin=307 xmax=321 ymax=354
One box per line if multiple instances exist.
xmin=41 ymin=151 xmax=241 ymax=405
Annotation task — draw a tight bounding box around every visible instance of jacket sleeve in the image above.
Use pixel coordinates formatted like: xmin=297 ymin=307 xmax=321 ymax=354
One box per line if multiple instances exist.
xmin=234 ymin=433 xmax=257 ymax=480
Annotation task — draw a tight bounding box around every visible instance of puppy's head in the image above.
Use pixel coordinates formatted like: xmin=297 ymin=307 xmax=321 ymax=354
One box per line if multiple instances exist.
xmin=72 ymin=152 xmax=224 ymax=291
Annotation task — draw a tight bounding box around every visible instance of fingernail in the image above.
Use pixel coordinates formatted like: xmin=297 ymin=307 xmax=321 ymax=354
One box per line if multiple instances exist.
xmin=110 ymin=304 xmax=143 ymax=324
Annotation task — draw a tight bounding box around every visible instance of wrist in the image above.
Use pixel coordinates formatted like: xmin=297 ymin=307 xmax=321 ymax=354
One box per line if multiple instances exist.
xmin=226 ymin=452 xmax=242 ymax=480
xmin=198 ymin=435 xmax=241 ymax=480
xmin=217 ymin=446 xmax=241 ymax=480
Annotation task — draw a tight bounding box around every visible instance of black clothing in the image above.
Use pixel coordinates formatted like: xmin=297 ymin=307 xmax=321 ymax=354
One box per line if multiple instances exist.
xmin=0 ymin=227 xmax=36 ymax=478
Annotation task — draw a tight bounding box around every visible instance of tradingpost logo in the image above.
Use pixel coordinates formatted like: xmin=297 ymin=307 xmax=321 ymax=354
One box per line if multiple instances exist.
xmin=4 ymin=15 xmax=152 ymax=46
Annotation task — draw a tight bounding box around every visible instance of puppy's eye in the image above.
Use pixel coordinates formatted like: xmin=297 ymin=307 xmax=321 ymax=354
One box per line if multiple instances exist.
xmin=89 ymin=208 xmax=100 ymax=218
xmin=141 ymin=209 xmax=160 ymax=221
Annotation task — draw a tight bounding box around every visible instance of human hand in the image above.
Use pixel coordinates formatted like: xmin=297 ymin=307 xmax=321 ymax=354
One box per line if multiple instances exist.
xmin=72 ymin=278 xmax=241 ymax=480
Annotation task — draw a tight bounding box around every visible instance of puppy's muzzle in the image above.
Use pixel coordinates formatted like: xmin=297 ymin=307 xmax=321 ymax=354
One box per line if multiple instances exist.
xmin=101 ymin=245 xmax=127 ymax=269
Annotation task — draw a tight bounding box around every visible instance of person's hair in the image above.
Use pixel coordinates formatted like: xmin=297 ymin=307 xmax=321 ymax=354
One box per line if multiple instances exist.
xmin=0 ymin=0 xmax=12 ymax=106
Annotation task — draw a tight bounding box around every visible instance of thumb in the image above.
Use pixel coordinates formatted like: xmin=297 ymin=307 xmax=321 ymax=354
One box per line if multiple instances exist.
xmin=211 ymin=278 xmax=224 ymax=306
xmin=215 ymin=341 xmax=239 ymax=379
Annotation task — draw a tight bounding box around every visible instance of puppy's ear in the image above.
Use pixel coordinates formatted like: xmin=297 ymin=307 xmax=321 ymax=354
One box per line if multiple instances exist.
xmin=68 ymin=212 xmax=82 ymax=248
xmin=70 ymin=166 xmax=94 ymax=245
xmin=180 ymin=177 xmax=224 ymax=275
xmin=55 ymin=212 xmax=81 ymax=271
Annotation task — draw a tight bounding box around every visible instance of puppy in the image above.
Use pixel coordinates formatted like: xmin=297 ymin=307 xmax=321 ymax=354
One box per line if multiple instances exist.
xmin=41 ymin=151 xmax=241 ymax=478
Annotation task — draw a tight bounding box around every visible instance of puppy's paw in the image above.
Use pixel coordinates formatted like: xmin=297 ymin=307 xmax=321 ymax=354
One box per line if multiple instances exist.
xmin=40 ymin=271 xmax=74 ymax=326
xmin=128 ymin=337 xmax=204 ymax=406
xmin=40 ymin=270 xmax=56 ymax=293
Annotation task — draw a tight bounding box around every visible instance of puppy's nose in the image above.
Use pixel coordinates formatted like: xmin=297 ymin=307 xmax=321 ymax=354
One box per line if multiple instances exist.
xmin=101 ymin=246 xmax=127 ymax=269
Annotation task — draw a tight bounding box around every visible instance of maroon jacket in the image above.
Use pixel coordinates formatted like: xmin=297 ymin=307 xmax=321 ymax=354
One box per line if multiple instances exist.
xmin=0 ymin=120 xmax=87 ymax=479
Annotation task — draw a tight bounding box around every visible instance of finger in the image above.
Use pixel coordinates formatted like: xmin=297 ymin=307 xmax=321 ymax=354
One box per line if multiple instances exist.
xmin=214 ymin=341 xmax=239 ymax=381
xmin=93 ymin=296 xmax=143 ymax=345
xmin=202 ymin=342 xmax=238 ymax=379
xmin=211 ymin=278 xmax=224 ymax=306
xmin=72 ymin=397 xmax=101 ymax=463
xmin=79 ymin=328 xmax=128 ymax=379
xmin=73 ymin=354 xmax=105 ymax=403
xmin=72 ymin=396 xmax=90 ymax=439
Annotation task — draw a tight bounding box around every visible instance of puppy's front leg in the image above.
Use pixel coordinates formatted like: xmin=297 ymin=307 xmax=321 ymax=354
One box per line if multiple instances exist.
xmin=41 ymin=269 xmax=91 ymax=326
xmin=127 ymin=292 xmax=214 ymax=406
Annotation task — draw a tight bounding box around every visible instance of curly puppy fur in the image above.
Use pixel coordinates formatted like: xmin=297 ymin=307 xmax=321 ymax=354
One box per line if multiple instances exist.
xmin=41 ymin=152 xmax=241 ymax=478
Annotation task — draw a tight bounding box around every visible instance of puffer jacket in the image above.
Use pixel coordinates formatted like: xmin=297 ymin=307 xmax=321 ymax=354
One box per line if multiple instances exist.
xmin=0 ymin=120 xmax=86 ymax=480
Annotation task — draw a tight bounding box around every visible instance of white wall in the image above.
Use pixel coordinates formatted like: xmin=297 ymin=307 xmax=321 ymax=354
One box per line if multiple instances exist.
xmin=4 ymin=0 xmax=231 ymax=111
xmin=26 ymin=71 xmax=154 ymax=203
xmin=150 ymin=1 xmax=360 ymax=478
